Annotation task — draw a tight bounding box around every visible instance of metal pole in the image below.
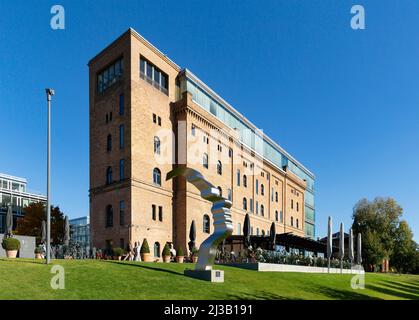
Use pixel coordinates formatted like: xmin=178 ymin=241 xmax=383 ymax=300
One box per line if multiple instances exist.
xmin=45 ymin=88 xmax=54 ymax=264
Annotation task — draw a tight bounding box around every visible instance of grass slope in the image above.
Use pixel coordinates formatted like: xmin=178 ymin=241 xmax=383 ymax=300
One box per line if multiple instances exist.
xmin=0 ymin=259 xmax=418 ymax=300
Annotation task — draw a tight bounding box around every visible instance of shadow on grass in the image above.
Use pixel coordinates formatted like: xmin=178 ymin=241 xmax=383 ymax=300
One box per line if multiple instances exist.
xmin=308 ymin=284 xmax=380 ymax=300
xmin=225 ymin=291 xmax=298 ymax=300
xmin=366 ymin=283 xmax=418 ymax=300
xmin=0 ymin=258 xmax=47 ymax=266
xmin=103 ymin=260 xmax=185 ymax=277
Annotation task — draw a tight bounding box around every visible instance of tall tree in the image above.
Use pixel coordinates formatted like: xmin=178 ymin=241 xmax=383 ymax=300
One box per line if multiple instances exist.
xmin=352 ymin=197 xmax=416 ymax=273
xmin=15 ymin=202 xmax=65 ymax=245
xmin=391 ymin=221 xmax=417 ymax=273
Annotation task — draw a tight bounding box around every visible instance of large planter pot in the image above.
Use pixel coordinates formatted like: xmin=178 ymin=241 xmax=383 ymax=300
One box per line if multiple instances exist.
xmin=141 ymin=253 xmax=152 ymax=262
xmin=35 ymin=253 xmax=42 ymax=259
xmin=192 ymin=256 xmax=198 ymax=263
xmin=163 ymin=255 xmax=171 ymax=263
xmin=6 ymin=250 xmax=17 ymax=258
xmin=176 ymin=256 xmax=184 ymax=263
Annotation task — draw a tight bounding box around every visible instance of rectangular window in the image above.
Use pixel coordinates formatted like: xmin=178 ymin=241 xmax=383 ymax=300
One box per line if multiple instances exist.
xmin=97 ymin=57 xmax=124 ymax=93
xmin=237 ymin=170 xmax=240 ymax=186
xmin=119 ymin=159 xmax=125 ymax=180
xmin=227 ymin=189 xmax=232 ymax=201
xmin=250 ymin=199 xmax=254 ymax=213
xmin=119 ymin=94 xmax=124 ymax=116
xmin=120 ymin=238 xmax=125 ymax=250
xmin=119 ymin=201 xmax=125 ymax=226
xmin=256 ymin=201 xmax=259 ymax=215
xmin=237 ymin=223 xmax=241 ymax=236
xmin=158 ymin=116 xmax=161 ymax=126
xmin=119 ymin=124 xmax=124 ymax=149
xmin=152 ymin=205 xmax=156 ymax=221
xmin=140 ymin=56 xmax=169 ymax=95
xmin=153 ymin=113 xmax=157 ymax=123
xmin=291 ymin=199 xmax=294 ymax=210
xmin=256 ymin=179 xmax=259 ymax=194
xmin=158 ymin=206 xmax=163 ymax=222
xmin=191 ymin=125 xmax=196 ymax=136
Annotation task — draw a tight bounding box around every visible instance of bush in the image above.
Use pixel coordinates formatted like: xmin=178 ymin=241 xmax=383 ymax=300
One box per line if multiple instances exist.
xmin=162 ymin=244 xmax=171 ymax=257
xmin=140 ymin=239 xmax=150 ymax=254
xmin=1 ymin=238 xmax=20 ymax=251
xmin=191 ymin=247 xmax=199 ymax=256
xmin=112 ymin=247 xmax=124 ymax=257
xmin=177 ymin=247 xmax=184 ymax=257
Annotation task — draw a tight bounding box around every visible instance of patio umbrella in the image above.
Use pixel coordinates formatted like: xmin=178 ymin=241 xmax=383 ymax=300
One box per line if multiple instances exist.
xmin=327 ymin=216 xmax=332 ymax=270
xmin=269 ymin=222 xmax=276 ymax=250
xmin=243 ymin=214 xmax=251 ymax=248
xmin=356 ymin=233 xmax=362 ymax=265
xmin=348 ymin=228 xmax=354 ymax=266
xmin=41 ymin=220 xmax=46 ymax=244
xmin=63 ymin=216 xmax=70 ymax=246
xmin=188 ymin=220 xmax=196 ymax=251
xmin=339 ymin=222 xmax=344 ymax=272
xmin=5 ymin=204 xmax=13 ymax=238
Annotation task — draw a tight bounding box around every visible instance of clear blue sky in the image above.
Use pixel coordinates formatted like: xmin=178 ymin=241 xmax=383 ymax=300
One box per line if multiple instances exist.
xmin=1 ymin=0 xmax=418 ymax=241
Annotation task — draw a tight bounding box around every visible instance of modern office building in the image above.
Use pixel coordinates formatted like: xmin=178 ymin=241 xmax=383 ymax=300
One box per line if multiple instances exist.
xmin=0 ymin=173 xmax=47 ymax=233
xmin=89 ymin=28 xmax=315 ymax=257
xmin=69 ymin=216 xmax=90 ymax=247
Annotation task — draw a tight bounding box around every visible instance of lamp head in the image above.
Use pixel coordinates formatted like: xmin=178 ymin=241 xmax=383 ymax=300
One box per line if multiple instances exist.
xmin=45 ymin=88 xmax=55 ymax=100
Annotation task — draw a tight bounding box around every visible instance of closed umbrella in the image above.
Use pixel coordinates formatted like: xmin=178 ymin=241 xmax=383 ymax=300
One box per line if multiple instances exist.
xmin=348 ymin=228 xmax=354 ymax=266
xmin=327 ymin=216 xmax=332 ymax=270
xmin=63 ymin=216 xmax=70 ymax=246
xmin=5 ymin=204 xmax=13 ymax=238
xmin=41 ymin=220 xmax=46 ymax=244
xmin=243 ymin=214 xmax=251 ymax=249
xmin=357 ymin=233 xmax=362 ymax=265
xmin=188 ymin=220 xmax=196 ymax=252
xmin=339 ymin=222 xmax=344 ymax=272
xmin=269 ymin=222 xmax=276 ymax=250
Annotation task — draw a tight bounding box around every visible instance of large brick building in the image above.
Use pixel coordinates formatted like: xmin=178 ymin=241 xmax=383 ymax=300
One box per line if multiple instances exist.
xmin=89 ymin=28 xmax=315 ymax=258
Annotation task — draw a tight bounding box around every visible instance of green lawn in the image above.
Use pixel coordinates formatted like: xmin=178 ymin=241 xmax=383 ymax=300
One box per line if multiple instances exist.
xmin=0 ymin=258 xmax=418 ymax=300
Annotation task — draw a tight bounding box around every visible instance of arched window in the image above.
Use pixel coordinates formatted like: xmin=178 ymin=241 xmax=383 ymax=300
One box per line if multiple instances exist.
xmin=297 ymin=202 xmax=299 ymax=212
xmin=203 ymin=153 xmax=208 ymax=168
xmin=296 ymin=219 xmax=299 ymax=229
xmin=105 ymin=205 xmax=113 ymax=227
xmin=275 ymin=210 xmax=278 ymax=221
xmin=275 ymin=192 xmax=278 ymax=202
xmin=261 ymin=184 xmax=264 ymax=195
xmin=153 ymin=168 xmax=161 ymax=186
xmin=154 ymin=242 xmax=160 ymax=257
xmin=154 ymin=136 xmax=160 ymax=154
xmin=260 ymin=204 xmax=264 ymax=216
xmin=106 ymin=166 xmax=113 ymax=185
xmin=217 ymin=186 xmax=222 ymax=197
xmin=243 ymin=197 xmax=247 ymax=210
xmin=291 ymin=216 xmax=294 ymax=227
xmin=243 ymin=175 xmax=247 ymax=187
xmin=203 ymin=214 xmax=210 ymax=233
xmin=217 ymin=161 xmax=222 ymax=175
xmin=107 ymin=134 xmax=112 ymax=152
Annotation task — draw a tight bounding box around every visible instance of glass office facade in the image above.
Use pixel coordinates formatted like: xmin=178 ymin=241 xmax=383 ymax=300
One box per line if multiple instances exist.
xmin=69 ymin=216 xmax=90 ymax=247
xmin=178 ymin=70 xmax=316 ymax=238
xmin=0 ymin=173 xmax=46 ymax=233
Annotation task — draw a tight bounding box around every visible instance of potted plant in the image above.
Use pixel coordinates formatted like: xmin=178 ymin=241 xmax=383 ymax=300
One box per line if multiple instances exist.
xmin=191 ymin=247 xmax=199 ymax=263
xmin=1 ymin=238 xmax=20 ymax=258
xmin=112 ymin=247 xmax=124 ymax=260
xmin=162 ymin=243 xmax=171 ymax=263
xmin=176 ymin=247 xmax=184 ymax=263
xmin=34 ymin=247 xmax=43 ymax=259
xmin=140 ymin=239 xmax=152 ymax=262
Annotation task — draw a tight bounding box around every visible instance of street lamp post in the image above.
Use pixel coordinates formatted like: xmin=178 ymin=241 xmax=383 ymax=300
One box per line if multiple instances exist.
xmin=45 ymin=88 xmax=54 ymax=264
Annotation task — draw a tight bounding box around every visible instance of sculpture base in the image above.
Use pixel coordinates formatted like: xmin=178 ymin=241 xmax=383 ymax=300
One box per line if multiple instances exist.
xmin=184 ymin=269 xmax=224 ymax=282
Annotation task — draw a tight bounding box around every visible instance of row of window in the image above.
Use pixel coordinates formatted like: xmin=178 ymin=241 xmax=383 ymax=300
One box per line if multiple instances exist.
xmin=105 ymin=94 xmax=125 ymax=124
xmin=140 ymin=57 xmax=168 ymax=95
xmin=105 ymin=201 xmax=125 ymax=228
xmin=98 ymin=58 xmax=124 ymax=93
xmin=105 ymin=159 xmax=125 ymax=185
xmin=106 ymin=125 xmax=124 ymax=152
xmin=151 ymin=205 xmax=163 ymax=222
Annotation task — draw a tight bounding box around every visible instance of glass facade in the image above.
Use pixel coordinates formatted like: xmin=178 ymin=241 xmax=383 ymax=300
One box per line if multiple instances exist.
xmin=0 ymin=173 xmax=47 ymax=233
xmin=69 ymin=216 xmax=90 ymax=247
xmin=179 ymin=71 xmax=316 ymax=238
xmin=97 ymin=58 xmax=124 ymax=93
